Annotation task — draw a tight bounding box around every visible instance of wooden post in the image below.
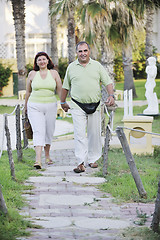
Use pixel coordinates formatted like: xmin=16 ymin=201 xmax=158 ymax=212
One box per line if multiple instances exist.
xmin=4 ymin=115 xmax=16 ymax=181
xmin=151 ymin=180 xmax=160 ymax=232
xmin=15 ymin=105 xmax=23 ymax=161
xmin=103 ymin=111 xmax=114 ymax=176
xmin=0 ymin=185 xmax=8 ymax=215
xmin=22 ymin=108 xmax=28 ymax=149
xmin=116 ymin=126 xmax=147 ymax=198
xmin=103 ymin=125 xmax=111 ymax=176
xmin=101 ymin=104 xmax=106 ymax=137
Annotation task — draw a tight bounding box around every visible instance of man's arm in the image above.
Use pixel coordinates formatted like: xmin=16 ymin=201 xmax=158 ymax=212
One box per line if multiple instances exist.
xmin=105 ymin=83 xmax=115 ymax=106
xmin=60 ymin=88 xmax=70 ymax=112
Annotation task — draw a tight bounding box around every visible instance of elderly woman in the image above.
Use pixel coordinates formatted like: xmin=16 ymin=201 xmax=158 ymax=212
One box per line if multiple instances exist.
xmin=25 ymin=52 xmax=62 ymax=169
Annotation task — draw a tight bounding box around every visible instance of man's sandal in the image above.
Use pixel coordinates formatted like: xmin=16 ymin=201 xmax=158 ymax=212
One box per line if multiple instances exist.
xmin=89 ymin=162 xmax=98 ymax=168
xmin=34 ymin=162 xmax=42 ymax=169
xmin=73 ymin=163 xmax=85 ymax=173
xmin=45 ymin=159 xmax=53 ymax=165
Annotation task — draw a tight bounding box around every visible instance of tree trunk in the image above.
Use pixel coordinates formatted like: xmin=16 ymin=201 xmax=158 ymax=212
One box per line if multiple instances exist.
xmin=122 ymin=43 xmax=137 ymax=99
xmin=16 ymin=105 xmax=23 ymax=161
xmin=151 ymin=180 xmax=160 ymax=233
xmin=0 ymin=185 xmax=8 ymax=215
xmin=49 ymin=0 xmax=58 ymax=69
xmin=100 ymin=29 xmax=115 ymax=102
xmin=4 ymin=115 xmax=16 ymax=181
xmin=68 ymin=8 xmax=76 ymax=63
xmin=11 ymin=0 xmax=26 ymax=91
xmin=101 ymin=43 xmax=115 ymax=83
xmin=116 ymin=127 xmax=147 ymax=198
xmin=145 ymin=5 xmax=154 ymax=59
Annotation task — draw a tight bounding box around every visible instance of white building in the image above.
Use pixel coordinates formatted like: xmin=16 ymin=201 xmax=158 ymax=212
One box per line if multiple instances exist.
xmin=0 ymin=0 xmax=68 ymax=59
xmin=0 ymin=0 xmax=160 ymax=60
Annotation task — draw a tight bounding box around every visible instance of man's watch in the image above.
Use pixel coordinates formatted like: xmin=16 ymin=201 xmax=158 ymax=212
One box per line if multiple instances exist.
xmin=109 ymin=94 xmax=115 ymax=99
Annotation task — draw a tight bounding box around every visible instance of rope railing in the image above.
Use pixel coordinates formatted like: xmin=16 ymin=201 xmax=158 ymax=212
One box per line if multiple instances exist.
xmin=119 ymin=126 xmax=160 ymax=137
xmin=0 ymin=104 xmax=24 ymax=159
xmin=103 ymin=103 xmax=160 ymax=137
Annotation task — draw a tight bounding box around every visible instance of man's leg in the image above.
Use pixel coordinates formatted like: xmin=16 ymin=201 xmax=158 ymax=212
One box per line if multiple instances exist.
xmin=87 ymin=110 xmax=102 ymax=167
xmin=71 ymin=109 xmax=87 ymax=172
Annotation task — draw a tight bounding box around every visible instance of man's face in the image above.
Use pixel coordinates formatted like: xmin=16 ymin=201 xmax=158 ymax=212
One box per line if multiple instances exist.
xmin=77 ymin=43 xmax=90 ymax=64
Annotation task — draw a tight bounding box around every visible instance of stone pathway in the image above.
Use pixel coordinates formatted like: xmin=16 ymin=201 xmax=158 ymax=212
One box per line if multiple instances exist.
xmin=20 ymin=147 xmax=155 ymax=240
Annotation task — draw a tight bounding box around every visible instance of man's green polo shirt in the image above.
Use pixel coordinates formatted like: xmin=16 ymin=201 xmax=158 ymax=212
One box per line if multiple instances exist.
xmin=63 ymin=58 xmax=113 ymax=109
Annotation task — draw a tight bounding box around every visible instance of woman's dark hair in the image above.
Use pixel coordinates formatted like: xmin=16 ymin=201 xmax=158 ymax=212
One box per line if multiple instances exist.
xmin=33 ymin=52 xmax=54 ymax=71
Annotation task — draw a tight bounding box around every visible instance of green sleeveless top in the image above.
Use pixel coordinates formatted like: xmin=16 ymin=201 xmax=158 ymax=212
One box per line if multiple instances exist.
xmin=29 ymin=70 xmax=57 ymax=103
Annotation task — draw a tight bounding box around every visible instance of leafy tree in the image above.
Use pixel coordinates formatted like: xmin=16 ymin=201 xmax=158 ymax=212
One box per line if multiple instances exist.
xmin=129 ymin=0 xmax=160 ymax=59
xmin=50 ymin=0 xmax=82 ymax=64
xmin=79 ymin=0 xmax=139 ymax=97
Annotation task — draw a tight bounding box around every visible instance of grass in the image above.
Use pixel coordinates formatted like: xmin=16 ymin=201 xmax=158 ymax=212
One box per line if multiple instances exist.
xmin=115 ymin=79 xmax=160 ymax=100
xmin=0 ymin=148 xmax=41 ymax=240
xmin=96 ymin=146 xmax=160 ymax=203
xmin=120 ymin=227 xmax=160 ymax=240
xmin=0 ymin=105 xmax=15 ymax=114
xmin=0 ymin=95 xmax=18 ymax=99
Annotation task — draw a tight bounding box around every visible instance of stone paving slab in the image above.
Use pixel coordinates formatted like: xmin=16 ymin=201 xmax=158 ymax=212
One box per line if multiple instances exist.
xmin=28 ymin=175 xmax=106 ymax=185
xmin=20 ymin=148 xmax=155 ymax=240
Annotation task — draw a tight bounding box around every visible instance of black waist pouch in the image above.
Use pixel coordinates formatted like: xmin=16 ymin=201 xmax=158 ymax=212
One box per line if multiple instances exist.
xmin=72 ymin=98 xmax=100 ymax=114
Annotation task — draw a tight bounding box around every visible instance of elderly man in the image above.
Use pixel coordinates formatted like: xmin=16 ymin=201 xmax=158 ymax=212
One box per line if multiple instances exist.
xmin=61 ymin=41 xmax=115 ymax=173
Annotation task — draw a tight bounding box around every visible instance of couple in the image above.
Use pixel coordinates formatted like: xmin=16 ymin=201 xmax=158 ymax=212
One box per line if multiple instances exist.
xmin=25 ymin=41 xmax=115 ymax=173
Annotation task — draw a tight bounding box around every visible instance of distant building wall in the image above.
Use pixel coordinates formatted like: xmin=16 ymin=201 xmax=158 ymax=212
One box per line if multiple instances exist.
xmin=0 ymin=0 xmax=68 ymax=60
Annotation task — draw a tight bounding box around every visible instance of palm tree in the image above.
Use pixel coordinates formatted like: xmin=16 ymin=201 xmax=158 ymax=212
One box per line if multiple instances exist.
xmin=10 ymin=0 xmax=26 ymax=91
xmin=80 ymin=1 xmax=114 ymax=81
xmin=129 ymin=0 xmax=160 ymax=59
xmin=79 ymin=0 xmax=116 ymax=102
xmin=49 ymin=0 xmax=58 ymax=69
xmin=80 ymin=0 xmax=139 ymax=98
xmin=110 ymin=0 xmax=139 ymax=98
xmin=50 ymin=0 xmax=80 ymax=64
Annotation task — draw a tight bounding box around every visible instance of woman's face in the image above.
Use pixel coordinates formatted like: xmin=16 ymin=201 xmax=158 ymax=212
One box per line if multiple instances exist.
xmin=36 ymin=55 xmax=48 ymax=70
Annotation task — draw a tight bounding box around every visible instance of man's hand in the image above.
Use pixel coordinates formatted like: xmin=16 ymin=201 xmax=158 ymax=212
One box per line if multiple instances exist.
xmin=61 ymin=103 xmax=70 ymax=112
xmin=105 ymin=95 xmax=115 ymax=106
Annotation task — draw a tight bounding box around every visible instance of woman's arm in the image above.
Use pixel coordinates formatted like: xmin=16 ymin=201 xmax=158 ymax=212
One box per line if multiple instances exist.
xmin=25 ymin=71 xmax=35 ymax=113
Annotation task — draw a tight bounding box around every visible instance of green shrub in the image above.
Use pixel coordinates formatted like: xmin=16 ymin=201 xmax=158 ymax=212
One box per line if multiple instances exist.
xmin=0 ymin=63 xmax=12 ymax=94
xmin=114 ymin=54 xmax=124 ymax=82
xmin=58 ymin=57 xmax=68 ymax=80
xmin=25 ymin=63 xmax=33 ymax=76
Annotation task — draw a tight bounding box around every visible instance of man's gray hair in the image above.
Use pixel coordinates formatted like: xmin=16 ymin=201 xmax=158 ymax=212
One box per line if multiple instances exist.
xmin=76 ymin=41 xmax=90 ymax=51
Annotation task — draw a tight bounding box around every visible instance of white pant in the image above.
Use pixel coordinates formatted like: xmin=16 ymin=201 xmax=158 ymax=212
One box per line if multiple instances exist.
xmin=27 ymin=102 xmax=57 ymax=147
xmin=71 ymin=108 xmax=102 ymax=166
